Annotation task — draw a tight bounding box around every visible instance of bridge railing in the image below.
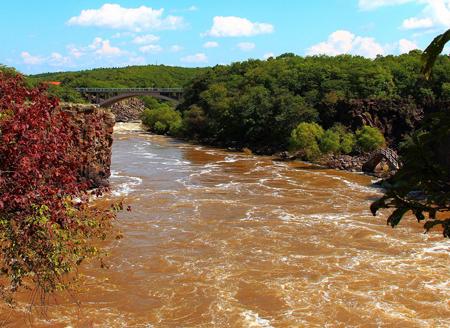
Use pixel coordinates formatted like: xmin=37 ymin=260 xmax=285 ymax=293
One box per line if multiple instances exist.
xmin=75 ymin=87 xmax=184 ymax=93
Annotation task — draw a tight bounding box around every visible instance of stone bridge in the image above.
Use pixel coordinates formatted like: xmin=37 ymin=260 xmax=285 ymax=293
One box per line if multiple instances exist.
xmin=76 ymin=87 xmax=184 ymax=107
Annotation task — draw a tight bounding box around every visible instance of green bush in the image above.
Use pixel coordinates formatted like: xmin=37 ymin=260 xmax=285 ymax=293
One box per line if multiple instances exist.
xmin=141 ymin=96 xmax=162 ymax=109
xmin=330 ymin=124 xmax=356 ymax=154
xmin=141 ymin=104 xmax=182 ymax=135
xmin=181 ymin=105 xmax=208 ymax=137
xmin=46 ymin=85 xmax=87 ymax=103
xmin=290 ymin=123 xmax=358 ymax=160
xmin=340 ymin=133 xmax=356 ymax=154
xmin=320 ymin=130 xmax=341 ymax=154
xmin=442 ymin=82 xmax=450 ymax=100
xmin=290 ymin=122 xmax=324 ymax=160
xmin=356 ymin=125 xmax=385 ymax=152
xmin=153 ymin=121 xmax=168 ymax=134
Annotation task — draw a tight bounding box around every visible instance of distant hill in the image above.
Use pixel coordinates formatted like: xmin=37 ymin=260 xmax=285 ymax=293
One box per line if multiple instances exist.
xmin=27 ymin=65 xmax=208 ymax=102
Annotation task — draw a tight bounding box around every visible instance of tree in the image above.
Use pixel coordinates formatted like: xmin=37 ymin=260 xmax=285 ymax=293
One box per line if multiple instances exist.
xmin=141 ymin=104 xmax=182 ymax=135
xmin=290 ymin=122 xmax=324 ymax=160
xmin=371 ymin=29 xmax=450 ymax=237
xmin=356 ymin=126 xmax=386 ymax=152
xmin=319 ymin=130 xmax=341 ymax=154
xmin=0 ymin=72 xmax=118 ymax=303
xmin=329 ymin=124 xmax=356 ymax=154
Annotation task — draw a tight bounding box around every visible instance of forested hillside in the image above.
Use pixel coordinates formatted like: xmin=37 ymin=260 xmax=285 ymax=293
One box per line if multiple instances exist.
xmin=176 ymin=51 xmax=449 ymax=152
xmin=27 ymin=64 xmax=207 ymax=102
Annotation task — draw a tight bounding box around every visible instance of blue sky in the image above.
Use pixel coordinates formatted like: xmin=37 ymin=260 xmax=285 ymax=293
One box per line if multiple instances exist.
xmin=1 ymin=0 xmax=449 ymax=74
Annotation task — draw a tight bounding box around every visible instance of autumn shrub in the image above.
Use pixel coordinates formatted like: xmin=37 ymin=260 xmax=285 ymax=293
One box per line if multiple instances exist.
xmin=0 ymin=72 xmax=118 ymax=303
xmin=356 ymin=125 xmax=385 ymax=152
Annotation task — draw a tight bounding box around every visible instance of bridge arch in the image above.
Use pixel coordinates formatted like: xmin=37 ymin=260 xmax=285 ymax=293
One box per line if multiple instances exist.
xmin=75 ymin=88 xmax=184 ymax=108
xmin=98 ymin=92 xmax=179 ymax=107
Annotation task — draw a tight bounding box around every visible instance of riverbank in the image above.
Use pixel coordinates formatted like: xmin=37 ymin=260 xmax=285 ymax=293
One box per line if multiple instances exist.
xmin=128 ymin=121 xmax=393 ymax=177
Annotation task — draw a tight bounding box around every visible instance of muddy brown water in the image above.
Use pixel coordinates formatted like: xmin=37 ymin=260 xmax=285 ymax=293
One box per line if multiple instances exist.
xmin=6 ymin=128 xmax=450 ymax=327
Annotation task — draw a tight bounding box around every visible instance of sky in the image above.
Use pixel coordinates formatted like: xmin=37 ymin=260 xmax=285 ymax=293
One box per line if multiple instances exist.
xmin=1 ymin=0 xmax=449 ymax=74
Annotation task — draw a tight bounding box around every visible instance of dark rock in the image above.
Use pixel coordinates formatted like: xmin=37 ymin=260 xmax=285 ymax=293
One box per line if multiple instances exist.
xmin=362 ymin=148 xmax=400 ymax=173
xmin=110 ymin=98 xmax=145 ymax=122
xmin=320 ymin=98 xmax=423 ymax=147
xmin=61 ymin=103 xmax=115 ymax=188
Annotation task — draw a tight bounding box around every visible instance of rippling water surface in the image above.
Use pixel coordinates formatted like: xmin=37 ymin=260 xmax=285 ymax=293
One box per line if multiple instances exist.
xmin=7 ymin=128 xmax=450 ymax=327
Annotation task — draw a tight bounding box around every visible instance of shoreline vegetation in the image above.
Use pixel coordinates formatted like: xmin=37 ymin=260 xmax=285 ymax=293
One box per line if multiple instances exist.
xmin=0 ymin=29 xmax=448 ymax=314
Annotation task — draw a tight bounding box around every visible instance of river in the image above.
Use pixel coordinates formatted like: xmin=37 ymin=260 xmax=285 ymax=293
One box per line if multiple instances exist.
xmin=7 ymin=124 xmax=450 ymax=327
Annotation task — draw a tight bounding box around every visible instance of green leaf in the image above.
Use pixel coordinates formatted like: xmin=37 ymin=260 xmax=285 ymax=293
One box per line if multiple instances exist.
xmin=387 ymin=207 xmax=409 ymax=227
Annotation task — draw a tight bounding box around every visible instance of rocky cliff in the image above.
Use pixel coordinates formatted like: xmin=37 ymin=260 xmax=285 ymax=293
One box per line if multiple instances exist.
xmin=320 ymin=98 xmax=423 ymax=146
xmin=110 ymin=98 xmax=145 ymax=122
xmin=61 ymin=103 xmax=115 ymax=188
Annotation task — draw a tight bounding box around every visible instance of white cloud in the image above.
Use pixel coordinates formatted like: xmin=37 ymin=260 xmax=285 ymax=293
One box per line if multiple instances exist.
xmin=307 ymin=30 xmax=385 ymax=58
xmin=139 ymin=44 xmax=163 ymax=54
xmin=21 ymin=51 xmax=44 ymax=65
xmin=132 ymin=34 xmax=160 ymax=44
xmin=112 ymin=31 xmax=135 ymax=39
xmin=67 ymin=3 xmax=185 ymax=31
xmin=188 ymin=5 xmax=198 ymax=11
xmin=67 ymin=45 xmax=84 ymax=58
xmin=181 ymin=53 xmax=208 ymax=63
xmin=398 ymin=38 xmax=419 ymax=53
xmin=170 ymin=45 xmax=183 ymax=52
xmin=48 ymin=52 xmax=71 ymax=66
xmin=263 ymin=52 xmax=275 ymax=60
xmin=205 ymin=16 xmax=274 ymax=37
xmin=203 ymin=41 xmax=219 ymax=48
xmin=402 ymin=0 xmax=450 ymax=30
xmin=67 ymin=38 xmax=124 ymax=59
xmin=89 ymin=37 xmax=123 ymax=56
xmin=21 ymin=51 xmax=71 ymax=67
xmin=237 ymin=42 xmax=255 ymax=51
xmin=19 ymin=37 xmax=149 ymax=71
xmin=359 ymin=0 xmax=450 ymax=30
xmin=402 ymin=17 xmax=434 ymax=29
xmin=358 ymin=0 xmax=414 ymax=10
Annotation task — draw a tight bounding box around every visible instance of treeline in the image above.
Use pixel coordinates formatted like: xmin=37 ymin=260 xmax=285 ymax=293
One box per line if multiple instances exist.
xmin=170 ymin=51 xmax=449 ymax=153
xmin=27 ymin=64 xmax=207 ymax=103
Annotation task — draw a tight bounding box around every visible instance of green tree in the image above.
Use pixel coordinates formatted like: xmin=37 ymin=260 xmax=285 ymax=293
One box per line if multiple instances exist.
xmin=340 ymin=133 xmax=356 ymax=154
xmin=320 ymin=130 xmax=341 ymax=154
xmin=141 ymin=104 xmax=182 ymax=135
xmin=290 ymin=122 xmax=324 ymax=160
xmin=330 ymin=124 xmax=356 ymax=154
xmin=372 ymin=29 xmax=450 ymax=237
xmin=441 ymin=82 xmax=450 ymax=100
xmin=356 ymin=126 xmax=385 ymax=152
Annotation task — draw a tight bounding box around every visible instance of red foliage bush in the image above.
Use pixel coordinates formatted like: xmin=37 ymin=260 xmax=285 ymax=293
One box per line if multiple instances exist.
xmin=0 ymin=72 xmax=116 ymax=302
xmin=0 ymin=74 xmax=86 ymax=213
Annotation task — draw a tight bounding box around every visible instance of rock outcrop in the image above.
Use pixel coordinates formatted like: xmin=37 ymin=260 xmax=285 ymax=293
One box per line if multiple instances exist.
xmin=320 ymin=98 xmax=423 ymax=146
xmin=322 ymin=154 xmax=371 ymax=173
xmin=110 ymin=98 xmax=145 ymax=122
xmin=61 ymin=103 xmax=115 ymax=187
xmin=362 ymin=148 xmax=400 ymax=173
